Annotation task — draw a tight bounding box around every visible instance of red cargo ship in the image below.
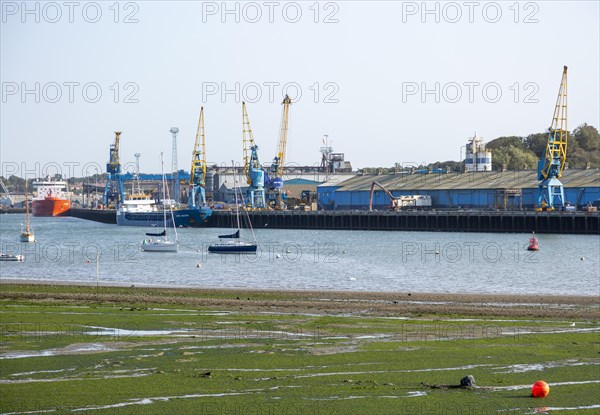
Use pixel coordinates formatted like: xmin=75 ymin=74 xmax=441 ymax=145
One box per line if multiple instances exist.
xmin=32 ymin=180 xmax=71 ymax=217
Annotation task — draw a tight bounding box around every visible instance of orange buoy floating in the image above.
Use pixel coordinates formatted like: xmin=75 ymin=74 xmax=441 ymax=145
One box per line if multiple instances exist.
xmin=527 ymin=231 xmax=539 ymax=251
xmin=532 ymin=380 xmax=550 ymax=398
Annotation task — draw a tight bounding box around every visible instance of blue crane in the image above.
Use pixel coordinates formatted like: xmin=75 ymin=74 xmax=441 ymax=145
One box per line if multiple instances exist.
xmin=537 ymin=66 xmax=568 ymax=211
xmin=242 ymin=102 xmax=266 ymax=209
xmin=103 ymin=131 xmax=125 ymax=208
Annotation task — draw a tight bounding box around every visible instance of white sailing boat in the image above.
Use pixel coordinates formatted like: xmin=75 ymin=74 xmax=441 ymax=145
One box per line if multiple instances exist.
xmin=20 ymin=182 xmax=35 ymax=242
xmin=141 ymin=153 xmax=178 ymax=252
xmin=208 ymin=163 xmax=257 ymax=254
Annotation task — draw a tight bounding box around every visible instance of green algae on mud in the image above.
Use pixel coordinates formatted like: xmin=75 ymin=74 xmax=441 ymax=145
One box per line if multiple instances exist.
xmin=0 ymin=284 xmax=599 ymax=414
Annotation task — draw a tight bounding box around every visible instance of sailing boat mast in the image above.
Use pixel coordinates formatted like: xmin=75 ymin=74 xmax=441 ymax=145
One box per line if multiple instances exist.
xmin=233 ymin=163 xmax=257 ymax=243
xmin=163 ymin=155 xmax=178 ymax=242
xmin=25 ymin=182 xmax=31 ymax=233
xmin=20 ymin=181 xmax=35 ymax=242
xmin=160 ymin=153 xmax=168 ymax=238
xmin=232 ymin=161 xmax=241 ymax=231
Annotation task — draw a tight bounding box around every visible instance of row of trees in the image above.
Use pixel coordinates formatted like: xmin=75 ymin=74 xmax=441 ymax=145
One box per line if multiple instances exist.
xmin=484 ymin=123 xmax=599 ymax=171
xmin=359 ymin=123 xmax=599 ymax=173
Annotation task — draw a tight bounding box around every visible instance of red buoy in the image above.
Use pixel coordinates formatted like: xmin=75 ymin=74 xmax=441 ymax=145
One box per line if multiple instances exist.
xmin=527 ymin=231 xmax=539 ymax=251
xmin=532 ymin=380 xmax=550 ymax=398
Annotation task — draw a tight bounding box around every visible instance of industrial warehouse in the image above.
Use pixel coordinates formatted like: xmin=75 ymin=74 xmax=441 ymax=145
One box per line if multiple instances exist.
xmin=317 ymin=168 xmax=600 ymax=211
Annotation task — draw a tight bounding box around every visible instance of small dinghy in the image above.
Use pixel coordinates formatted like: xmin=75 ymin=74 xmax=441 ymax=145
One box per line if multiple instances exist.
xmin=0 ymin=253 xmax=24 ymax=262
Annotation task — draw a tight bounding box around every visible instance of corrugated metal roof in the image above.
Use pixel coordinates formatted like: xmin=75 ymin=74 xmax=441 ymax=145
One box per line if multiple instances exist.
xmin=331 ymin=169 xmax=599 ymax=191
xmin=318 ymin=174 xmax=357 ymax=187
xmin=285 ymin=178 xmax=320 ymax=185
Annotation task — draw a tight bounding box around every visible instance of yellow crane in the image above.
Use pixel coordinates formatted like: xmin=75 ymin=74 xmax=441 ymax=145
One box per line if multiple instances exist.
xmin=189 ymin=107 xmax=207 ymax=207
xmin=268 ymin=95 xmax=292 ymax=209
xmin=537 ymin=66 xmax=568 ymax=211
xmin=103 ymin=131 xmax=124 ymax=207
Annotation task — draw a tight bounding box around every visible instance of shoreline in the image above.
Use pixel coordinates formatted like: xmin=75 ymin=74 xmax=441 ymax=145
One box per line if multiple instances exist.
xmin=2 ymin=279 xmax=598 ymax=319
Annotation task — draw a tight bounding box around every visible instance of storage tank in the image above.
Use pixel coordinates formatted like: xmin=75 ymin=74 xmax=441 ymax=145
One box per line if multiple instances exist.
xmin=205 ymin=171 xmax=215 ymax=192
xmin=249 ymin=168 xmax=264 ymax=188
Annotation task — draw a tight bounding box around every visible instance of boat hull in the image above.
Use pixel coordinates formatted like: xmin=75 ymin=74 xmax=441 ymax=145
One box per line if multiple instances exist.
xmin=117 ymin=207 xmax=212 ymax=227
xmin=20 ymin=233 xmax=35 ymax=243
xmin=141 ymin=239 xmax=178 ymax=252
xmin=0 ymin=254 xmax=24 ymax=261
xmin=32 ymin=198 xmax=70 ymax=217
xmin=208 ymin=243 xmax=257 ymax=254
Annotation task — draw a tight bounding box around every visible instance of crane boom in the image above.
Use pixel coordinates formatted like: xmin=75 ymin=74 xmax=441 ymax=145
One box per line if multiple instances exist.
xmin=103 ymin=131 xmax=124 ymax=208
xmin=242 ymin=102 xmax=258 ymax=185
xmin=189 ymin=107 xmax=207 ymax=207
xmin=272 ymin=95 xmax=292 ymax=178
xmin=241 ymin=102 xmax=266 ymax=208
xmin=369 ymin=181 xmax=399 ymax=211
xmin=107 ymin=131 xmax=122 ymax=175
xmin=540 ymin=66 xmax=568 ymax=180
xmin=537 ymin=66 xmax=568 ymax=210
xmin=267 ymin=95 xmax=292 ymax=209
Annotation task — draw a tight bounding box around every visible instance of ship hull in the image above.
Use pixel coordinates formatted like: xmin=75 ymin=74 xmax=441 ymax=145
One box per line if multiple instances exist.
xmin=32 ymin=198 xmax=71 ymax=217
xmin=116 ymin=207 xmax=212 ymax=227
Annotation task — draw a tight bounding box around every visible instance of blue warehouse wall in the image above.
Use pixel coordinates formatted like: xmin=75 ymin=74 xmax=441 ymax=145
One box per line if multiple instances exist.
xmin=317 ymin=186 xmax=340 ymax=209
xmin=330 ymin=187 xmax=600 ymax=210
xmin=567 ymin=187 xmax=600 ymax=205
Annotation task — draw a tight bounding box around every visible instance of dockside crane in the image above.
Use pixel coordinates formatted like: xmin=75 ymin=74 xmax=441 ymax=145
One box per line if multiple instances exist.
xmin=103 ymin=131 xmax=125 ymax=208
xmin=0 ymin=177 xmax=15 ymax=207
xmin=537 ymin=66 xmax=568 ymax=211
xmin=242 ymin=102 xmax=266 ymax=209
xmin=189 ymin=107 xmax=207 ymax=208
xmin=368 ymin=181 xmax=400 ymax=211
xmin=268 ymin=95 xmax=292 ymax=209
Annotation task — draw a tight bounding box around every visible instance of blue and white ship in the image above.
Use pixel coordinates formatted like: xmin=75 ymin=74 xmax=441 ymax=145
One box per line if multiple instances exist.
xmin=116 ymin=194 xmax=212 ymax=227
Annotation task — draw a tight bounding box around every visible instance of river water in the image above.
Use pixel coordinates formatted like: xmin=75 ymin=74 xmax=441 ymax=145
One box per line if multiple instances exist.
xmin=1 ymin=214 xmax=598 ymax=296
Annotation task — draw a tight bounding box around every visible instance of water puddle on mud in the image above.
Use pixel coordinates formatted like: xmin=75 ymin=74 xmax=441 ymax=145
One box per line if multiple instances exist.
xmin=304 ymin=391 xmax=427 ymax=401
xmin=68 ymin=392 xmax=252 ymax=412
xmin=81 ymin=326 xmax=195 ymax=337
xmin=10 ymin=368 xmax=76 ymax=377
xmin=1 ymin=368 xmax=156 ymax=384
xmin=0 ymin=343 xmax=117 ymax=360
xmin=492 ymin=379 xmax=600 ymax=391
xmin=494 ymin=360 xmax=600 ymax=374
xmin=526 ymin=404 xmax=600 ymax=413
xmin=500 ymin=404 xmax=600 ymax=413
xmin=290 ymin=364 xmax=495 ymax=380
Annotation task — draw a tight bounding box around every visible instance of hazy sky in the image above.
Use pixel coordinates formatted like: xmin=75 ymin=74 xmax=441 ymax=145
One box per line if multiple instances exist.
xmin=1 ymin=1 xmax=599 ymax=178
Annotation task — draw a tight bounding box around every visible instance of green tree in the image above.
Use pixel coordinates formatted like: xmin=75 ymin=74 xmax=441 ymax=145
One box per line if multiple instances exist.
xmin=491 ymin=146 xmax=538 ymax=171
xmin=429 ymin=161 xmax=464 ymax=172
xmin=7 ymin=175 xmax=25 ymax=193
xmin=486 ymin=136 xmax=524 ymax=150
xmin=523 ymin=132 xmax=548 ymax=157
xmin=573 ymin=124 xmax=600 ymax=152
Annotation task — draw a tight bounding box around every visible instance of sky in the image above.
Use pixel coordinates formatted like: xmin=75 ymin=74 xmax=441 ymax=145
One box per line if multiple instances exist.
xmin=1 ymin=0 xmax=599 ymax=178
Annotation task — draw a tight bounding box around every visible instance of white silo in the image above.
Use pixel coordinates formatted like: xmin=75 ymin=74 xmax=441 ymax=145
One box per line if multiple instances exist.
xmin=464 ymin=134 xmax=492 ymax=172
